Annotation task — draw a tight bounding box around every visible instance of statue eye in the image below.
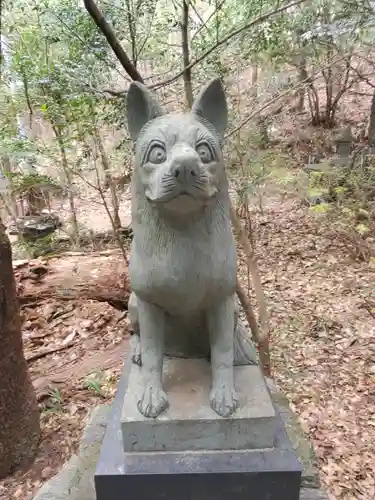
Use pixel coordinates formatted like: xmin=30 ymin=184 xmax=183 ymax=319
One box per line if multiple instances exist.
xmin=147 ymin=144 xmax=166 ymax=164
xmin=196 ymin=142 xmax=213 ymax=163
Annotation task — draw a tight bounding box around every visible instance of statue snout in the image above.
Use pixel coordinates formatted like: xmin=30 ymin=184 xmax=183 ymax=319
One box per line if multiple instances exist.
xmin=170 ymin=152 xmax=201 ymax=185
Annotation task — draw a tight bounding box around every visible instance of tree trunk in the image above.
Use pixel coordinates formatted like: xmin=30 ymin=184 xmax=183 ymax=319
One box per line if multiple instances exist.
xmin=250 ymin=61 xmax=258 ymax=100
xmin=181 ymin=0 xmax=193 ymax=109
xmin=96 ymin=132 xmax=122 ymax=230
xmin=0 ymin=219 xmax=40 ymax=478
xmin=125 ymin=0 xmax=137 ymax=67
xmin=53 ymin=127 xmax=79 ymax=238
xmin=1 ymin=156 xmax=18 ymax=218
xmin=297 ymin=59 xmax=307 ymax=112
xmin=368 ymin=90 xmax=375 ymax=147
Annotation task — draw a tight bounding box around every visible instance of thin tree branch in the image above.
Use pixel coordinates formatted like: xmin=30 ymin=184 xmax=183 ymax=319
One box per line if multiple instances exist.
xmin=96 ymin=0 xmax=308 ymax=96
xmin=350 ymin=65 xmax=375 ymax=88
xmin=135 ymin=1 xmax=159 ymax=60
xmin=151 ymin=0 xmax=308 ymax=89
xmin=230 ymin=203 xmax=271 ymax=377
xmin=83 ymin=0 xmax=144 ymax=83
xmin=191 ymin=0 xmax=226 ymax=42
xmin=189 ymin=0 xmax=213 ymax=39
xmin=20 ymin=67 xmax=33 ymax=130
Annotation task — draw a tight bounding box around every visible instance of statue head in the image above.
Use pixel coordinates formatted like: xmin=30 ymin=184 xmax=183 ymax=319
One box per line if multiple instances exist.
xmin=126 ymin=78 xmax=228 ymax=215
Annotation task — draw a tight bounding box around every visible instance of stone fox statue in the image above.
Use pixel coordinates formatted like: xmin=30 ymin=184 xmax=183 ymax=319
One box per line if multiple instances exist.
xmin=127 ymin=78 xmax=257 ymax=419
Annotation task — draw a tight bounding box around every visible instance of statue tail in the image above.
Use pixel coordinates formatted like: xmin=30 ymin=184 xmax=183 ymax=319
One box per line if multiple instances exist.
xmin=233 ymin=319 xmax=258 ymax=366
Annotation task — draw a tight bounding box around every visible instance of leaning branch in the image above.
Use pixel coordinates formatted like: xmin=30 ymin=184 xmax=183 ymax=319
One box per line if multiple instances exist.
xmin=83 ymin=0 xmax=144 ymax=83
xmin=230 ymin=204 xmax=271 ymax=377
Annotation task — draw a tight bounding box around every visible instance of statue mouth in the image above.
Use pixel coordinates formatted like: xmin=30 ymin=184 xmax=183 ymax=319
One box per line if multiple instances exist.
xmin=146 ymin=189 xmax=206 ymax=204
xmin=174 ymin=191 xmax=195 ymax=199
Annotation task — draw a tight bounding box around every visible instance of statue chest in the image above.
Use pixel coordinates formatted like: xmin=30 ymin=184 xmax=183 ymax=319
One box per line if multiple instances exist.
xmin=129 ymin=225 xmax=236 ymax=314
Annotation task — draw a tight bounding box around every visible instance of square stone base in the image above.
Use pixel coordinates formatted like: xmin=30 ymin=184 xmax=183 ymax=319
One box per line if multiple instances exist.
xmin=121 ymin=358 xmax=277 ymax=452
xmin=95 ymin=354 xmax=302 ymax=500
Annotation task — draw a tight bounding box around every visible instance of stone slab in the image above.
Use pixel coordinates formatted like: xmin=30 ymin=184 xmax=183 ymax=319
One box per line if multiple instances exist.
xmin=266 ymin=377 xmax=321 ymax=489
xmin=121 ymin=357 xmax=277 ymax=452
xmin=300 ymin=489 xmax=328 ymax=500
xmin=33 ymin=404 xmax=111 ymax=500
xmin=96 ymin=353 xmax=301 ymax=500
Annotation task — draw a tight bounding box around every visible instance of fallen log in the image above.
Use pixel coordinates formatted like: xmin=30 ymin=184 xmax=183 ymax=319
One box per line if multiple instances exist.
xmin=15 ymin=257 xmax=131 ymax=310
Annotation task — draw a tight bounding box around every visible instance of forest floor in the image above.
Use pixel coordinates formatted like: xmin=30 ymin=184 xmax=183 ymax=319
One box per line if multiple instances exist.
xmin=1 ymin=181 xmax=374 ymax=500
xmin=238 ymin=193 xmax=375 ymax=500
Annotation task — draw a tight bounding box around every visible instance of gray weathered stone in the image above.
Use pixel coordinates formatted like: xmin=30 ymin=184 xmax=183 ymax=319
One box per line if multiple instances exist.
xmin=121 ymin=358 xmax=277 ymax=452
xmin=127 ymin=78 xmax=257 ymax=419
xmin=33 ymin=405 xmax=110 ymax=500
xmin=8 ymin=213 xmax=62 ymax=240
xmin=266 ymin=378 xmax=321 ymax=489
xmin=335 ymin=126 xmax=354 ymax=167
xmin=300 ymin=488 xmax=328 ymax=499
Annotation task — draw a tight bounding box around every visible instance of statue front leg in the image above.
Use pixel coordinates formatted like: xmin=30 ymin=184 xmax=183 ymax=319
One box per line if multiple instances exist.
xmin=207 ymin=296 xmax=238 ymax=417
xmin=137 ymin=298 xmax=168 ymax=418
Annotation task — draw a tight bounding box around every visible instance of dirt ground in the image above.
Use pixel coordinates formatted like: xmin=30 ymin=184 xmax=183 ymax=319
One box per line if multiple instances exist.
xmin=0 ymin=252 xmax=131 ymax=500
xmin=238 ymin=195 xmax=375 ymax=499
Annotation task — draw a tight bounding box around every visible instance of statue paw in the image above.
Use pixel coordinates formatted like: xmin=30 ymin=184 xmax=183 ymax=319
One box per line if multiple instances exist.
xmin=137 ymin=382 xmax=169 ymax=418
xmin=209 ymin=384 xmax=238 ymax=417
xmin=132 ymin=345 xmax=142 ymax=366
xmin=131 ymin=335 xmax=142 ymax=366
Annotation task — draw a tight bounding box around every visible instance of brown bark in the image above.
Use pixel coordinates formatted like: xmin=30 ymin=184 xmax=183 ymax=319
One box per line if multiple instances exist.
xmin=16 ymin=260 xmax=131 ymax=311
xmin=368 ymin=90 xmax=375 ymax=147
xmin=0 ymin=220 xmax=40 ymax=478
xmin=297 ymin=58 xmax=307 ymax=112
xmin=181 ymin=0 xmax=193 ymax=109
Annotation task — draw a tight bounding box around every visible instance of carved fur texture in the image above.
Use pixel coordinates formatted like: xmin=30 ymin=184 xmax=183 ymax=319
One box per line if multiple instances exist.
xmin=127 ymin=78 xmax=257 ymax=419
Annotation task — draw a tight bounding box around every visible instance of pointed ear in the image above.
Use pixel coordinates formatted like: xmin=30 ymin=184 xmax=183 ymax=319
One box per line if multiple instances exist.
xmin=126 ymin=82 xmax=164 ymax=141
xmin=191 ymin=78 xmax=228 ymax=139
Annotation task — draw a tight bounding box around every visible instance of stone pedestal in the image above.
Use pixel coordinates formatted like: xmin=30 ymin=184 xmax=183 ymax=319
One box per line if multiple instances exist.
xmin=121 ymin=358 xmax=277 ymax=452
xmin=95 ymin=354 xmax=302 ymax=500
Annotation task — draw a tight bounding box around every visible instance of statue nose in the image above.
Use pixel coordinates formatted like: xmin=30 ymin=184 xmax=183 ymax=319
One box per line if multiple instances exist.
xmin=171 ymin=155 xmax=200 ymax=184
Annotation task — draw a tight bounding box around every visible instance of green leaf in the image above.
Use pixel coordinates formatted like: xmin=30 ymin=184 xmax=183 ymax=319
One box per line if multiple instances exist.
xmin=355 ymin=223 xmax=369 ymax=236
xmin=309 ymin=203 xmax=331 ymax=214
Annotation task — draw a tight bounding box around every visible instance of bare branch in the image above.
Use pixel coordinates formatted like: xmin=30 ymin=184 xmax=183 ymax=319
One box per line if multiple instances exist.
xmin=100 ymin=0 xmax=308 ymax=96
xmin=151 ymin=0 xmax=308 ymax=90
xmin=350 ymin=65 xmax=375 ymax=88
xmin=191 ymin=0 xmax=226 ymax=42
xmin=135 ymin=1 xmax=159 ymax=60
xmin=189 ymin=0 xmax=213 ymax=40
xmin=230 ymin=203 xmax=271 ymax=376
xmin=83 ymin=0 xmax=144 ymax=83
xmin=226 ymin=53 xmax=353 ymax=137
